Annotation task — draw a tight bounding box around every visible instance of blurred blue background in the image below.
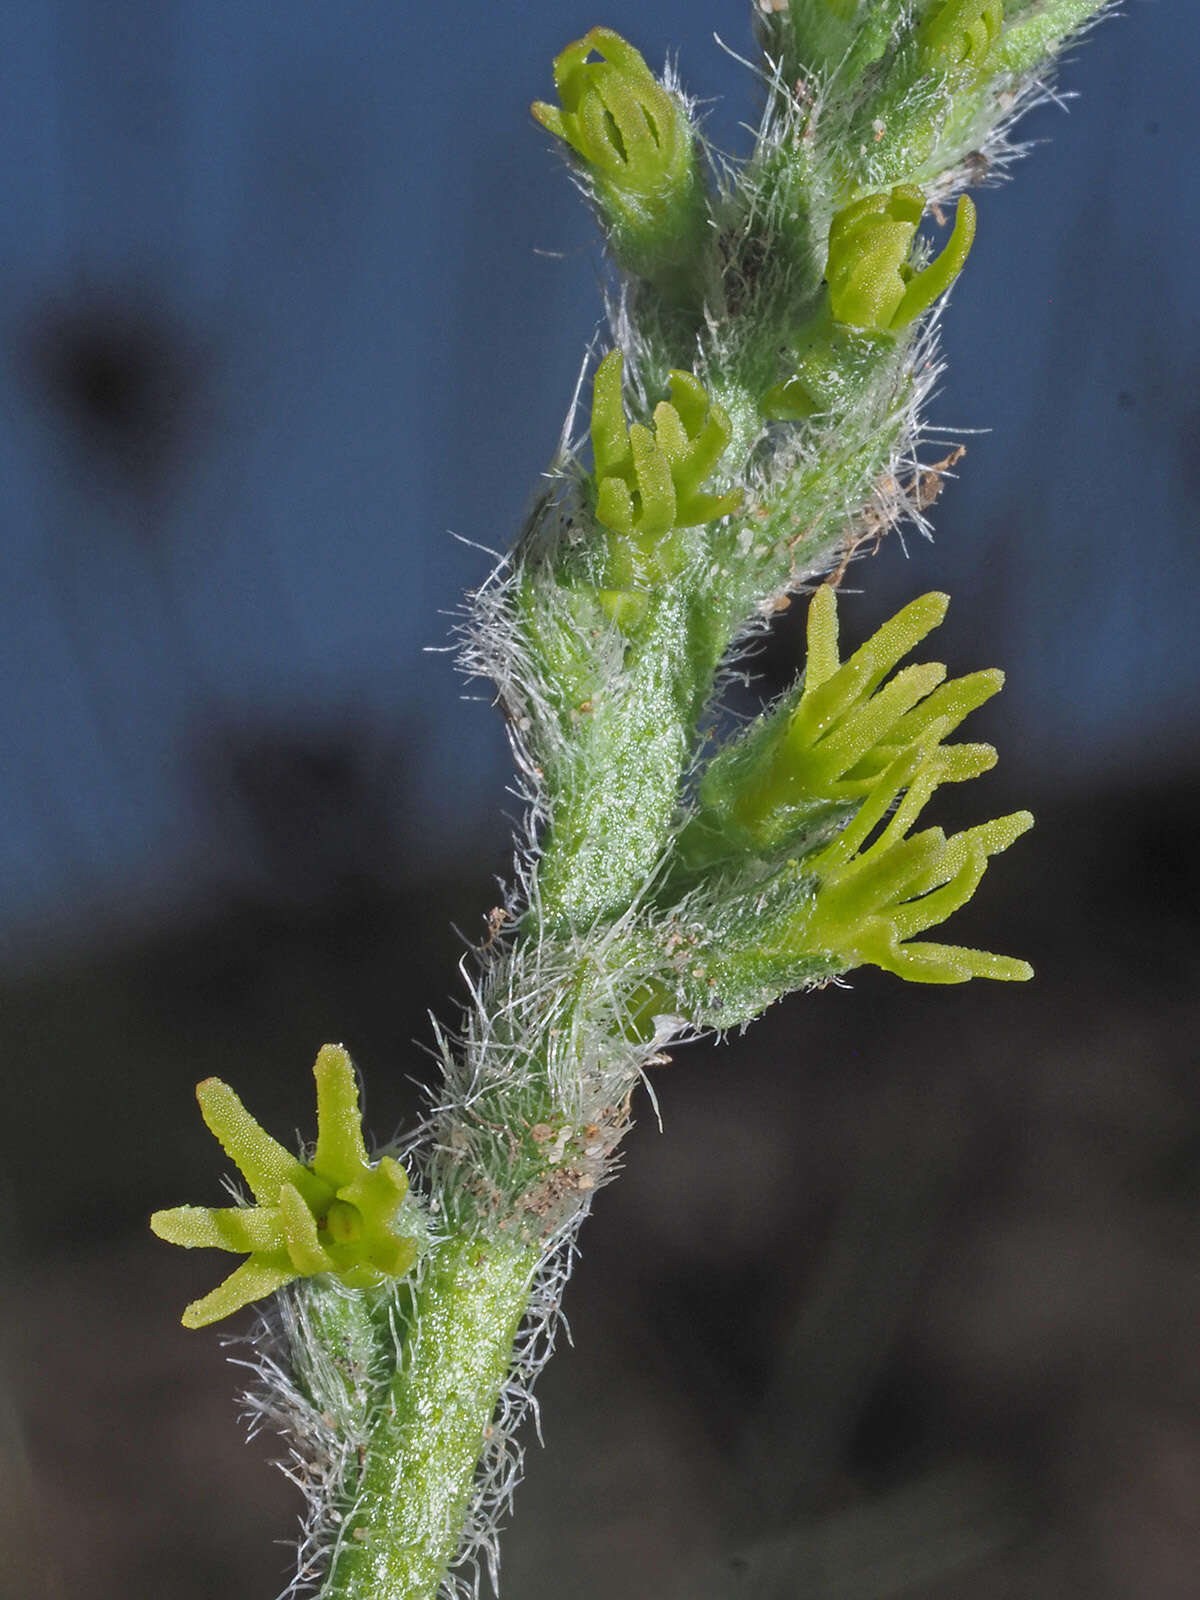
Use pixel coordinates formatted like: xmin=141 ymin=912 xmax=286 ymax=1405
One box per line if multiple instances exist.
xmin=0 ymin=0 xmax=1194 ymax=966
xmin=3 ymin=6 xmax=1200 ymax=1599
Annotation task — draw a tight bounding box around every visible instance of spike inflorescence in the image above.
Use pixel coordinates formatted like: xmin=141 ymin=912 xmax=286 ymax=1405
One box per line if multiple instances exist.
xmin=147 ymin=4 xmax=1118 ymax=1591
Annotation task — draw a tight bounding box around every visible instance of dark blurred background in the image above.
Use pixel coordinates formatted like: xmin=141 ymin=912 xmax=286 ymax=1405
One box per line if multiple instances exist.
xmin=2 ymin=3 xmax=1198 ymax=1597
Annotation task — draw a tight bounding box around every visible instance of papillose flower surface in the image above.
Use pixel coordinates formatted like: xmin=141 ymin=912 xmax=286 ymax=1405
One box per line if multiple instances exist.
xmin=919 ymin=0 xmax=1005 ymax=73
xmin=531 ymin=27 xmax=686 ymax=201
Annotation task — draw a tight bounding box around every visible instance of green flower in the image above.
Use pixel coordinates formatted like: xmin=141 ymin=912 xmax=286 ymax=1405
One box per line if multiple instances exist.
xmin=531 ymin=28 xmax=687 ymax=205
xmin=826 ymin=187 xmax=976 ymax=333
xmin=531 ymin=27 xmax=709 ymax=297
xmin=800 ymin=738 xmax=1033 ymax=982
xmin=918 ymin=0 xmax=1005 ymax=75
xmin=151 ymin=1045 xmax=417 ymax=1328
xmin=763 ymin=190 xmax=977 ymax=418
xmin=673 ymin=586 xmax=1033 ymax=987
xmin=698 ymin=585 xmax=1001 ymax=855
xmin=589 ymin=350 xmax=741 ymax=624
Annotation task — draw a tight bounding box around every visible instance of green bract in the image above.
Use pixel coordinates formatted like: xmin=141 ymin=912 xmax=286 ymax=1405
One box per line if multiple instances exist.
xmin=826 ymin=187 xmax=977 ymax=332
xmin=755 ymin=0 xmax=896 ymax=87
xmin=989 ymin=0 xmax=1112 ymax=76
xmin=589 ymin=349 xmax=741 ymax=624
xmin=151 ymin=1045 xmax=417 ymax=1328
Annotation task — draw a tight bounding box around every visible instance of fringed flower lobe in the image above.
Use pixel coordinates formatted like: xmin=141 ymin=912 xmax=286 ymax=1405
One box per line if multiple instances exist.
xmin=696 ymin=585 xmax=1002 ymax=856
xmin=799 ymin=741 xmax=1033 ymax=983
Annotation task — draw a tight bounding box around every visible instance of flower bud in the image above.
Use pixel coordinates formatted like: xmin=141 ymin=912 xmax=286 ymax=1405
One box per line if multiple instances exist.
xmin=797 ymin=744 xmax=1033 ymax=982
xmin=533 ymin=29 xmax=685 ymax=197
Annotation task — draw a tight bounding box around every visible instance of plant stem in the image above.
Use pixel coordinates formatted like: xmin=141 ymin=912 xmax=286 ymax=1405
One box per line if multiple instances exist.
xmin=321 ymin=1235 xmax=538 ymax=1600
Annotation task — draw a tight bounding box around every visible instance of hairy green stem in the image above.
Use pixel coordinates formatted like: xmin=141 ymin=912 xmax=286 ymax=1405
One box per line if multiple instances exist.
xmin=321 ymin=1236 xmax=538 ymax=1600
xmin=537 ymin=590 xmax=708 ymax=929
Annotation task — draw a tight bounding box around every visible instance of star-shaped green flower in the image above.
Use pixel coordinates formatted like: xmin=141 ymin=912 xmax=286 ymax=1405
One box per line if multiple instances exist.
xmin=151 ymin=1045 xmax=417 ymax=1328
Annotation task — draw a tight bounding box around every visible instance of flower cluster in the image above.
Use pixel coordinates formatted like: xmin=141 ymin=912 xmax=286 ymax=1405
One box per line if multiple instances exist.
xmin=676 ymin=587 xmax=1032 ymax=993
